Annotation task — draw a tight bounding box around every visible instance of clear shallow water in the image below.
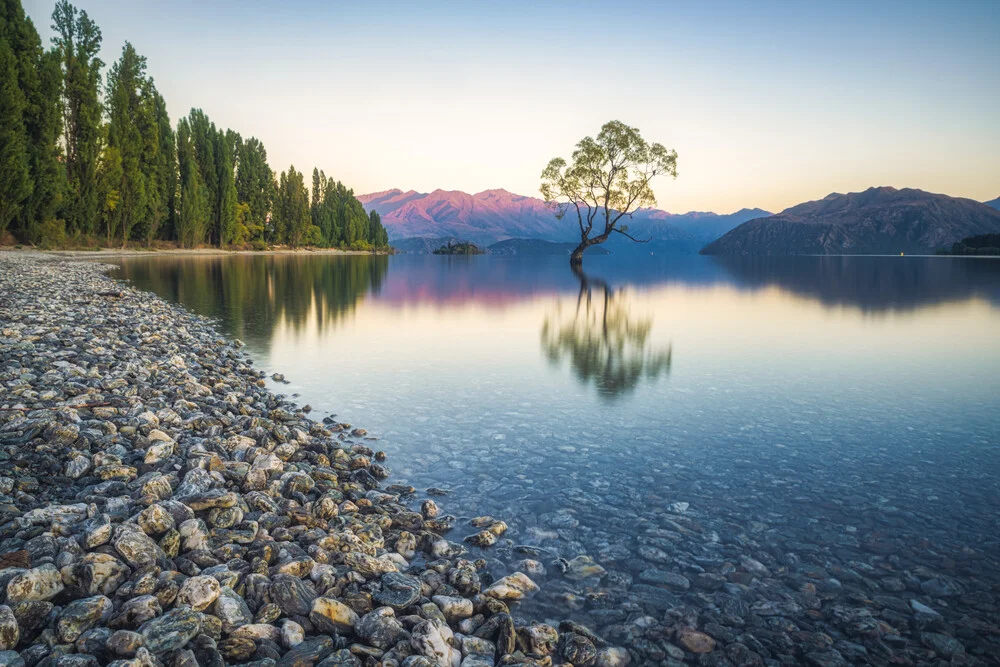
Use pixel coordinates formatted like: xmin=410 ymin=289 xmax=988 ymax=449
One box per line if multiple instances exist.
xmin=113 ymin=253 xmax=1000 ymax=659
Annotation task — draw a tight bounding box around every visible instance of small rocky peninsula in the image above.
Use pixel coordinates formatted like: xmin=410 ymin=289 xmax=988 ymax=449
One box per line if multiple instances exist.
xmin=0 ymin=253 xmax=625 ymax=667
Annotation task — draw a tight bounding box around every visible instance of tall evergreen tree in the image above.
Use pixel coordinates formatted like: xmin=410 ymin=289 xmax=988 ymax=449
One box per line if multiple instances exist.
xmin=273 ymin=165 xmax=309 ymax=247
xmin=187 ymin=109 xmax=219 ymax=242
xmin=235 ymin=136 xmax=271 ymax=241
xmin=370 ymin=209 xmax=388 ymax=247
xmin=52 ymin=0 xmax=103 ymax=237
xmin=176 ymin=117 xmax=208 ymax=247
xmin=215 ymin=129 xmax=237 ymax=246
xmin=149 ymin=89 xmax=176 ymax=241
xmin=2 ymin=0 xmax=63 ymax=242
xmin=96 ymin=142 xmax=121 ymax=238
xmin=0 ymin=36 xmax=30 ymax=236
xmin=311 ymin=167 xmax=321 ymax=210
xmin=106 ymin=42 xmax=150 ymax=244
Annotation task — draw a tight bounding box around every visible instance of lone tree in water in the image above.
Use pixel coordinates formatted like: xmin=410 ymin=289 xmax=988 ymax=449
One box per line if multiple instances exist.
xmin=540 ymin=120 xmax=678 ymax=265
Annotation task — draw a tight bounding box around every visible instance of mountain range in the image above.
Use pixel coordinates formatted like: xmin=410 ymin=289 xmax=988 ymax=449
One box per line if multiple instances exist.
xmin=358 ymin=188 xmax=769 ymax=249
xmin=360 ymin=186 xmax=1000 ymax=256
xmin=701 ymin=187 xmax=1000 ymax=255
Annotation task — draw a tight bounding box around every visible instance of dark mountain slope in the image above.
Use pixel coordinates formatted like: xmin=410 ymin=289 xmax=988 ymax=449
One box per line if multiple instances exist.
xmin=701 ymin=187 xmax=1000 ymax=255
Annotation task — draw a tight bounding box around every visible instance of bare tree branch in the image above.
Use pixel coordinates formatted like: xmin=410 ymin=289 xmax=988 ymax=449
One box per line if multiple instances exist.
xmin=612 ymin=226 xmax=651 ymax=243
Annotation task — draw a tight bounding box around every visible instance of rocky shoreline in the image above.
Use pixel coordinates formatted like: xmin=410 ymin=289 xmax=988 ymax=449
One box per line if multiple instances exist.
xmin=0 ymin=252 xmax=623 ymax=667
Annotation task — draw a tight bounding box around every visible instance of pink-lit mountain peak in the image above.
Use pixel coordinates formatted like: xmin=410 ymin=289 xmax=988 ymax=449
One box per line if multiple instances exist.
xmin=358 ymin=186 xmax=771 ymax=246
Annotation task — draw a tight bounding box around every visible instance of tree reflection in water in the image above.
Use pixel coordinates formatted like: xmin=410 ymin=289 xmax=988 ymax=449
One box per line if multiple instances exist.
xmin=541 ymin=265 xmax=672 ymax=399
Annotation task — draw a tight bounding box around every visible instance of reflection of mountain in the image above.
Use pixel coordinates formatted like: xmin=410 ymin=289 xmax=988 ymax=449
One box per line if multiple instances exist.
xmin=115 ymin=254 xmax=389 ymax=345
xmin=541 ymin=268 xmax=672 ymax=399
xmin=375 ymin=255 xmax=1000 ymax=314
xmin=711 ymin=255 xmax=1000 ymax=313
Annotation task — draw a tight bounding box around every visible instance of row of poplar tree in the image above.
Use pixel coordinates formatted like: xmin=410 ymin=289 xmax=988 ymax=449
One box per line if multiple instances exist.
xmin=0 ymin=0 xmax=389 ymax=249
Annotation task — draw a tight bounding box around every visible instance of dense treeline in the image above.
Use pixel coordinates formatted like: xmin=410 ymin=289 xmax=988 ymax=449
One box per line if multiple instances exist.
xmin=0 ymin=0 xmax=388 ymax=250
xmin=938 ymin=234 xmax=1000 ymax=256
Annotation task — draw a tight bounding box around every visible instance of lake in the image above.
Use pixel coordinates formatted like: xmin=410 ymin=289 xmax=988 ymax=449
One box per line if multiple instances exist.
xmin=113 ymin=253 xmax=1000 ymax=662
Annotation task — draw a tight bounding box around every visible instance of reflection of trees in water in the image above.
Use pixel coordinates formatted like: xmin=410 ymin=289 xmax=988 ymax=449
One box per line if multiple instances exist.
xmin=116 ymin=254 xmax=389 ymax=345
xmin=541 ymin=266 xmax=672 ymax=399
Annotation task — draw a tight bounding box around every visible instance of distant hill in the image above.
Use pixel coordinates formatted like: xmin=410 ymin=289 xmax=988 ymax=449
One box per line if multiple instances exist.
xmin=701 ymin=187 xmax=1000 ymax=256
xmin=985 ymin=196 xmax=1000 ymax=211
xmin=360 ymin=188 xmax=769 ymax=247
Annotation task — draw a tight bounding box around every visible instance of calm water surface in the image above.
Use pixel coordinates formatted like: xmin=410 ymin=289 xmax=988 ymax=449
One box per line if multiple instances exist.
xmin=113 ymin=253 xmax=1000 ymax=656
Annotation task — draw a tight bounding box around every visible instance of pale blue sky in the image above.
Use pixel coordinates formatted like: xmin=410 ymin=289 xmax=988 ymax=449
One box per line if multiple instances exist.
xmin=23 ymin=0 xmax=1000 ymax=213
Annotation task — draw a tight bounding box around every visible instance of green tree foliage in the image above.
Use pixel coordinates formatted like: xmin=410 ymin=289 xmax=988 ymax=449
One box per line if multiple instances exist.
xmin=96 ymin=142 xmax=121 ymax=237
xmin=541 ymin=120 xmax=678 ymax=265
xmin=311 ymin=167 xmax=321 ymax=210
xmin=308 ymin=176 xmax=388 ymax=249
xmin=187 ymin=109 xmax=220 ymax=243
xmin=52 ymin=0 xmax=103 ymax=237
xmin=176 ymin=117 xmax=208 ymax=247
xmin=1 ymin=0 xmax=64 ymax=242
xmin=273 ymin=165 xmax=310 ymax=247
xmin=370 ymin=209 xmax=388 ymax=248
xmin=234 ymin=136 xmax=272 ymax=244
xmin=2 ymin=0 xmax=384 ymax=250
xmin=105 ymin=42 xmax=152 ymax=245
xmin=215 ymin=129 xmax=237 ymax=246
xmin=22 ymin=48 xmax=64 ymax=240
xmin=0 ymin=35 xmax=30 ymax=236
xmin=148 ymin=89 xmax=176 ymax=242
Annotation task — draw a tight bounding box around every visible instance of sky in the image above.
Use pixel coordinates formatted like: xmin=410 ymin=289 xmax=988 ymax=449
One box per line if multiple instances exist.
xmin=23 ymin=0 xmax=1000 ymax=214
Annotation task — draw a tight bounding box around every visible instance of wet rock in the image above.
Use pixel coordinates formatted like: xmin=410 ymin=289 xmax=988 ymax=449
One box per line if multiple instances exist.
xmin=560 ymin=633 xmax=598 ymax=667
xmin=0 ymin=606 xmax=17 ymax=651
xmin=6 ymin=564 xmax=64 ymax=602
xmin=356 ymin=607 xmax=408 ymax=649
xmin=432 ymin=595 xmax=473 ymax=621
xmin=177 ymin=575 xmax=221 ymax=611
xmin=57 ymin=595 xmax=113 ymax=642
xmin=561 ymin=555 xmax=607 ymax=581
xmin=594 ymin=646 xmax=630 ymax=667
xmin=374 ymin=572 xmax=422 ymax=610
xmin=921 ymin=632 xmax=965 ymax=658
xmin=411 ymin=619 xmax=460 ymax=667
xmin=277 ymin=636 xmax=335 ymax=667
xmin=140 ymin=608 xmax=202 ymax=653
xmin=484 ymin=572 xmax=538 ymax=600
xmin=270 ymin=575 xmax=317 ymax=616
xmin=309 ymin=597 xmax=359 ymax=634
xmin=522 ymin=622 xmax=559 ymax=655
xmin=107 ymin=630 xmax=144 ymax=657
xmin=214 ymin=586 xmax=254 ymax=633
xmin=113 ymin=524 xmax=165 ymax=568
xmin=677 ymin=628 xmax=716 ymax=654
xmin=638 ymin=569 xmax=689 ymax=590
xmin=282 ymin=620 xmax=305 ymax=649
xmin=108 ymin=595 xmax=161 ymax=630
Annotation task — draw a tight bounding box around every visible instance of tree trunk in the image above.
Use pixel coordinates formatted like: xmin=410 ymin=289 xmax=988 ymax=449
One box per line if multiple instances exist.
xmin=570 ymin=243 xmax=586 ymax=266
